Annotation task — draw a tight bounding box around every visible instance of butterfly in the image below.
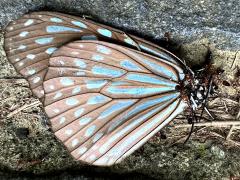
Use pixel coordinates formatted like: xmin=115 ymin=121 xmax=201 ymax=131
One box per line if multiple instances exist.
xmin=4 ymin=11 xmax=210 ymax=166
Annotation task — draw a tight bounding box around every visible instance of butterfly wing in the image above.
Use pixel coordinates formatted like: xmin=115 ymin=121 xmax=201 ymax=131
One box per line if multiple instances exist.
xmin=43 ymin=40 xmax=187 ymax=166
xmin=4 ymin=11 xmax=184 ymax=99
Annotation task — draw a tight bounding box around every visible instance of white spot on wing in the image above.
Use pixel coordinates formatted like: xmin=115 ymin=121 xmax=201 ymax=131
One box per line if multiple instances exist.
xmin=124 ymin=37 xmax=136 ymax=46
xmin=24 ymin=19 xmax=34 ymax=26
xmin=74 ymin=59 xmax=86 ymax=68
xmin=65 ymin=129 xmax=73 ymax=136
xmin=27 ymin=69 xmax=36 ymax=75
xmin=59 ymin=117 xmax=66 ymax=124
xmin=45 ymin=47 xmax=57 ymax=54
xmin=92 ymin=132 xmax=103 ymax=143
xmin=15 ymin=58 xmax=20 ymax=62
xmin=59 ymin=60 xmax=65 ymax=65
xmin=74 ymin=108 xmax=84 ymax=118
xmin=79 ymin=117 xmax=92 ymax=126
xmin=89 ymin=154 xmax=96 ymax=161
xmin=32 ymin=76 xmax=41 ymax=84
xmin=19 ymin=31 xmax=29 ymax=37
xmin=71 ymin=21 xmax=87 ymax=28
xmin=18 ymin=62 xmax=24 ymax=67
xmin=65 ymin=98 xmax=79 ymax=106
xmin=75 ymin=71 xmax=85 ymax=76
xmin=49 ymin=85 xmax=55 ymax=90
xmin=26 ymin=54 xmax=36 ymax=60
xmin=53 ymin=92 xmax=63 ymax=99
xmin=35 ymin=37 xmax=54 ymax=45
xmin=50 ymin=17 xmax=63 ymax=23
xmin=53 ymin=108 xmax=60 ymax=113
xmin=72 ymin=86 xmax=81 ymax=94
xmin=17 ymin=45 xmax=26 ymax=50
xmin=60 ymin=77 xmax=74 ymax=86
xmin=97 ymin=28 xmax=112 ymax=37
xmin=71 ymin=139 xmax=79 ymax=147
xmin=84 ymin=125 xmax=96 ymax=137
xmin=78 ymin=147 xmax=87 ymax=155
xmin=97 ymin=45 xmax=111 ymax=55
xmin=71 ymin=51 xmax=79 ymax=55
xmin=92 ymin=54 xmax=104 ymax=61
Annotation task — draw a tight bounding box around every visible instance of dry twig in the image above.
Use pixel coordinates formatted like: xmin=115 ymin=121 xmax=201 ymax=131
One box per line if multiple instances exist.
xmin=174 ymin=121 xmax=240 ymax=128
xmin=7 ymin=100 xmax=41 ymax=118
xmin=226 ymin=125 xmax=235 ymax=140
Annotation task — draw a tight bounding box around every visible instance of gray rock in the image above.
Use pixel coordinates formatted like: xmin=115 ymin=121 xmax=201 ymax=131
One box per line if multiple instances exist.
xmin=0 ymin=0 xmax=45 ymax=28
xmin=1 ymin=0 xmax=239 ymax=50
xmin=50 ymin=0 xmax=239 ymax=50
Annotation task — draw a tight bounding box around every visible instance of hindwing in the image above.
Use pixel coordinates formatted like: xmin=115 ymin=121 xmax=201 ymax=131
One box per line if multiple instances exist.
xmin=43 ymin=41 xmax=187 ymax=166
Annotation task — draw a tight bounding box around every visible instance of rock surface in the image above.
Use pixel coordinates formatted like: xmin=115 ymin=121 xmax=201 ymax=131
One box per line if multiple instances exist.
xmin=0 ymin=0 xmax=240 ymax=179
xmin=1 ymin=0 xmax=239 ymax=50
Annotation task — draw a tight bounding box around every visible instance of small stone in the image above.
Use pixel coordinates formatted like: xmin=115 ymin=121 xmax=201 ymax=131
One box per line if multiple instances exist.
xmin=15 ymin=128 xmax=30 ymax=140
xmin=210 ymin=146 xmax=225 ymax=159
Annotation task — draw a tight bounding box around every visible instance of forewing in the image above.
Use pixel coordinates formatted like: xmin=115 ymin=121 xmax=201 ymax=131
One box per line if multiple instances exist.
xmin=43 ymin=41 xmax=187 ymax=166
xmin=4 ymin=11 xmax=184 ymax=98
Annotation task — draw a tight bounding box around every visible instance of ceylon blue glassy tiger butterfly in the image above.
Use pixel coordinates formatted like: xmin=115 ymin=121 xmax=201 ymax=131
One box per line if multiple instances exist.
xmin=4 ymin=11 xmax=213 ymax=166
